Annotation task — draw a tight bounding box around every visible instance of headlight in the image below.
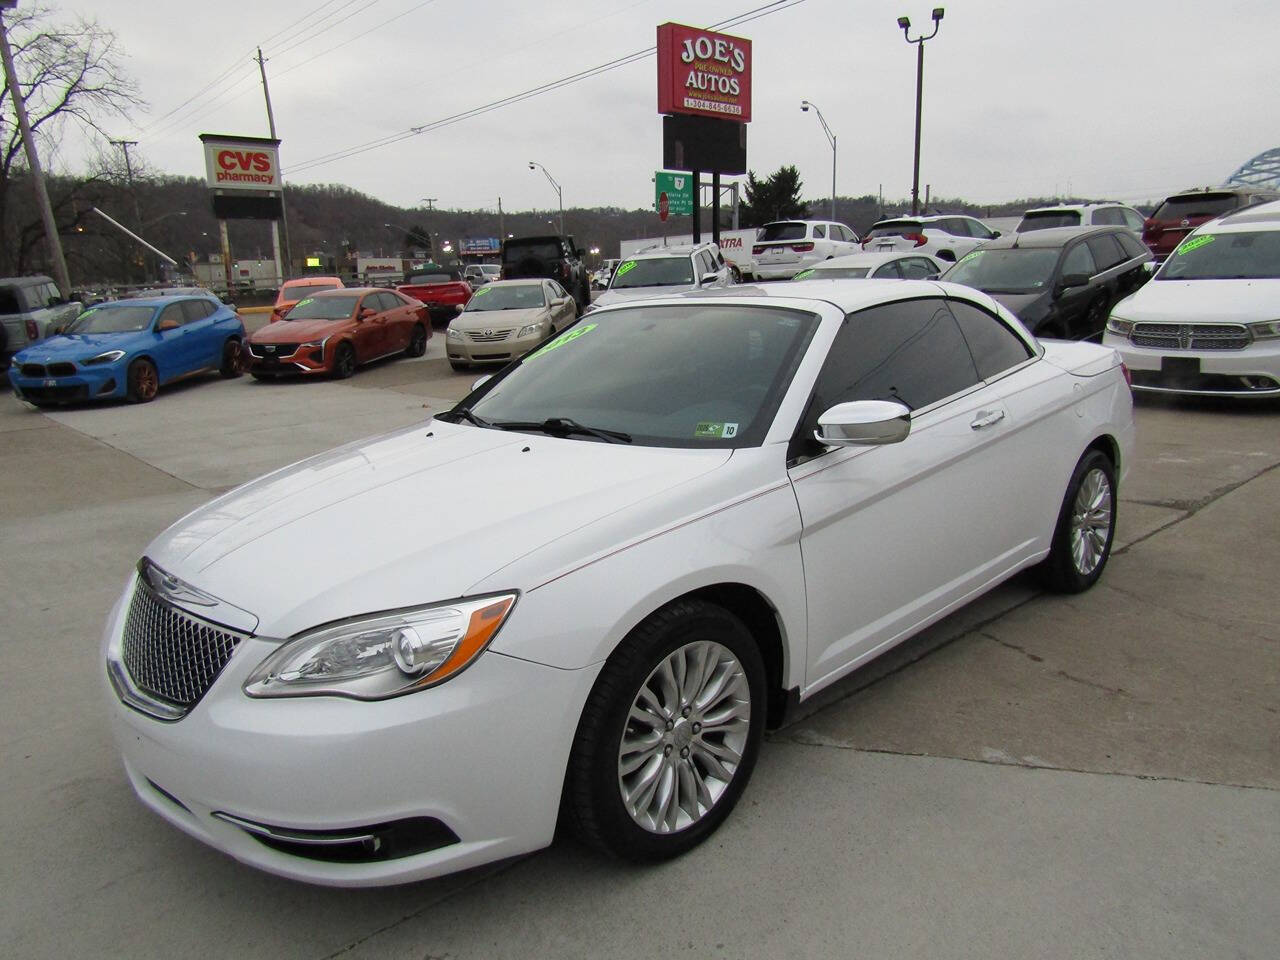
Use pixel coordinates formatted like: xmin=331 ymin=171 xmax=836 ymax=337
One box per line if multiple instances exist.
xmin=1248 ymin=320 xmax=1280 ymax=340
xmin=446 ymin=327 xmax=463 ymax=340
xmin=517 ymin=322 xmax=545 ymax=338
xmin=243 ymin=593 xmax=516 ymax=700
xmin=298 ymin=339 xmax=323 ymax=349
xmin=83 ymin=349 xmax=126 ymax=366
xmin=1105 ymin=316 xmax=1134 ymax=338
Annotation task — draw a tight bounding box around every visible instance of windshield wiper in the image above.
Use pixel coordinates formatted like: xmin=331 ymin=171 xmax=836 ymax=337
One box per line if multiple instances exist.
xmin=490 ymin=417 xmax=631 ymax=444
xmin=441 ymin=407 xmax=492 ymax=428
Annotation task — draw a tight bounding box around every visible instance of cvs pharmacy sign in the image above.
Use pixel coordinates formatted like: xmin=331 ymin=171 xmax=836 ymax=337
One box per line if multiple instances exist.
xmin=200 ymin=134 xmax=281 ymax=193
xmin=657 ymin=23 xmax=752 ymax=122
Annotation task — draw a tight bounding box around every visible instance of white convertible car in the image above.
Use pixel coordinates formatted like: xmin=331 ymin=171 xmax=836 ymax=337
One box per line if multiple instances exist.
xmin=103 ymin=280 xmax=1134 ymax=886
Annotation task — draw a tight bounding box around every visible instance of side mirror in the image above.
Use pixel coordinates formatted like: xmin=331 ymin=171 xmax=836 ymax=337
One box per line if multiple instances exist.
xmin=157 ymin=317 xmax=180 ymax=332
xmin=358 ymin=307 xmax=376 ymax=320
xmin=471 ymin=374 xmax=492 ymax=391
xmin=1055 ymin=273 xmax=1090 ymax=296
xmin=815 ymin=400 xmax=911 ymax=447
xmin=990 ymin=230 xmax=1002 ymax=238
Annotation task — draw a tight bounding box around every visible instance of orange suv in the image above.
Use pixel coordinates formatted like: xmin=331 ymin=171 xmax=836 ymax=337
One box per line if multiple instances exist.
xmin=271 ymin=276 xmax=344 ymax=322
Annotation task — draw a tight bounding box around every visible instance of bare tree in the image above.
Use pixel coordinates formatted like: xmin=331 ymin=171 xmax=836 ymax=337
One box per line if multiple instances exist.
xmin=0 ymin=3 xmax=141 ymax=277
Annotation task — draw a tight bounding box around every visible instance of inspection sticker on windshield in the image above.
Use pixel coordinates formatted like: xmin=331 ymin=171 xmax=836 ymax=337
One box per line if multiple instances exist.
xmin=615 ymin=260 xmax=637 ymax=278
xmin=1176 ymin=234 xmax=1215 ymax=256
xmin=694 ymin=421 xmax=738 ymax=439
xmin=473 ymin=286 xmax=492 ymax=296
xmin=527 ymin=322 xmax=597 ymax=361
xmin=793 ymin=268 xmax=816 ymax=280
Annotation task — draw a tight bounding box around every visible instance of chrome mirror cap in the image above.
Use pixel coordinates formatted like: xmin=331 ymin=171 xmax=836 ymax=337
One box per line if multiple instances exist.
xmin=815 ymin=400 xmax=911 ymax=446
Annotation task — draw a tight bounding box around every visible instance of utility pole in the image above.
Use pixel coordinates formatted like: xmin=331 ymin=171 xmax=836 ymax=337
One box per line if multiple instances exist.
xmin=109 ymin=139 xmax=141 ymax=219
xmin=0 ymin=3 xmax=71 ymax=296
xmin=255 ymin=47 xmax=291 ymax=285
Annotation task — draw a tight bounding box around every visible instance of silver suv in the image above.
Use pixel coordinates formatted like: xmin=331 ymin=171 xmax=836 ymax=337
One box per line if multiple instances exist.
xmin=0 ymin=275 xmax=82 ymax=360
xmin=590 ymin=242 xmax=733 ymax=310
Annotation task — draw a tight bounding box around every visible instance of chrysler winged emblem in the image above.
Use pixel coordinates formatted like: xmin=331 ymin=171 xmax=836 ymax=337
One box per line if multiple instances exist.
xmin=143 ymin=561 xmax=218 ymax=607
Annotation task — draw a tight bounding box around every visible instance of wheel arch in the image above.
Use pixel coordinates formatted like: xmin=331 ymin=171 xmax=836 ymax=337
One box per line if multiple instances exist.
xmin=1084 ymin=432 xmax=1121 ymax=476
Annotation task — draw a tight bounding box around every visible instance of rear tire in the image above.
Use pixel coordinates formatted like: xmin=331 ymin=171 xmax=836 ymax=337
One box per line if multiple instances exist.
xmin=332 ymin=342 xmax=356 ymax=379
xmin=406 ymin=323 xmax=428 ymax=357
xmin=564 ymin=598 xmax=765 ymax=863
xmin=1039 ymin=449 xmax=1117 ymax=593
xmin=126 ymin=358 xmax=159 ymax=403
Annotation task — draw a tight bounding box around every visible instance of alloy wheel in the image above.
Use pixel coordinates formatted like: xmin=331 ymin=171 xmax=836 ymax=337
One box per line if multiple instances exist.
xmin=617 ymin=640 xmax=751 ymax=834
xmin=1070 ymin=467 xmax=1113 ymax=575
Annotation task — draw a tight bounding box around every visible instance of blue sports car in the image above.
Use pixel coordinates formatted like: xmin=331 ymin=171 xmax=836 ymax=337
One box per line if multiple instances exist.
xmin=7 ymin=294 xmax=246 ymax=406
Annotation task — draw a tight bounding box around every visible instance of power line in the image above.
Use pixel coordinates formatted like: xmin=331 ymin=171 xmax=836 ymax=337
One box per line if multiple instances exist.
xmin=287 ymin=0 xmax=805 ymax=176
xmin=275 ymin=0 xmax=440 ymax=80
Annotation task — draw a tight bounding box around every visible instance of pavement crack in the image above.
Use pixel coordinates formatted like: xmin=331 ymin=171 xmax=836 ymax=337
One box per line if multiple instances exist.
xmin=1052 ymin=668 xmax=1131 ymax=697
xmin=981 ymin=631 xmax=1044 ymax=663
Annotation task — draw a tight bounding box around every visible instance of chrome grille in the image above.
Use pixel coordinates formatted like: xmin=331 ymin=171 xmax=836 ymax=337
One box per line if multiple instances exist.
xmin=467 ymin=329 xmax=513 ymax=343
xmin=121 ymin=578 xmax=243 ymax=708
xmin=1132 ymin=322 xmax=1250 ymax=351
xmin=249 ymin=342 xmax=297 ymax=358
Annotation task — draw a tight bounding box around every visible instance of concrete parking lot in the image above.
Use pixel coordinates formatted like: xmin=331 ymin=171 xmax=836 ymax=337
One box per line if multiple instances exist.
xmin=2 ymin=332 xmax=1277 ymax=960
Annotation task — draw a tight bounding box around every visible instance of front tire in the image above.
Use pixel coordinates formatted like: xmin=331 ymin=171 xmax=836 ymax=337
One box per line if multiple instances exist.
xmin=564 ymin=598 xmax=765 ymax=862
xmin=332 ymin=342 xmax=356 ymax=379
xmin=220 ymin=339 xmax=244 ymax=378
xmin=126 ymin=358 xmax=159 ymax=403
xmin=1039 ymin=449 xmax=1117 ymax=593
xmin=405 ymin=323 xmax=428 ymax=357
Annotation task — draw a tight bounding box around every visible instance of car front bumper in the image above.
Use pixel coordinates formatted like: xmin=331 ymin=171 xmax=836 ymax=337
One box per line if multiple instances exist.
xmin=246 ymin=343 xmax=330 ymax=375
xmin=102 ymin=578 xmax=599 ymax=886
xmin=1104 ymin=334 xmax=1280 ymax=397
xmin=446 ymin=330 xmax=543 ymax=364
xmin=8 ymin=362 xmax=126 ymax=403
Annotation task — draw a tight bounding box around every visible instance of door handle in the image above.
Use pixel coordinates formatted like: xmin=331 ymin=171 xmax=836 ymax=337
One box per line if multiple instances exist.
xmin=970 ymin=409 xmax=1005 ymax=430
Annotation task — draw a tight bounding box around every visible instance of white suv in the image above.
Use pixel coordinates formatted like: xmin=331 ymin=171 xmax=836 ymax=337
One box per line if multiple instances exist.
xmin=590 ymin=242 xmax=732 ymax=310
xmin=861 ymin=215 xmax=998 ymax=263
xmin=1102 ymin=200 xmax=1280 ymax=398
xmin=1018 ymin=203 xmax=1146 ymax=235
xmin=750 ymin=220 xmax=861 ymax=279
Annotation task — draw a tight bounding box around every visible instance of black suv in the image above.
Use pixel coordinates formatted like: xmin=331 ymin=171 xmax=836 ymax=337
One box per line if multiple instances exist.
xmin=501 ymin=235 xmax=590 ymax=313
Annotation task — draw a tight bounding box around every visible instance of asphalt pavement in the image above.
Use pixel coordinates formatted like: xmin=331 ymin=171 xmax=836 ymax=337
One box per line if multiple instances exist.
xmin=1 ymin=335 xmax=1276 ymax=960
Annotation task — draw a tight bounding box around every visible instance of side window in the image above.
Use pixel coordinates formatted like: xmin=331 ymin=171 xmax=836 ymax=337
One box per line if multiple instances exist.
xmin=1086 ymin=234 xmax=1126 ymax=271
xmin=941 ymin=218 xmax=968 ymax=237
xmin=1061 ymin=242 xmax=1097 ymax=277
xmin=812 ymin=224 xmax=826 ymax=239
xmin=697 ymin=251 xmax=714 ymax=275
xmin=380 ymin=292 xmax=404 ymax=311
xmin=947 ymin=300 xmax=1033 ymax=380
xmin=800 ymin=298 xmax=980 ymax=447
xmin=899 ymin=258 xmax=934 ymax=279
xmin=965 ymin=219 xmax=990 ymax=239
xmin=872 ymin=261 xmax=904 ymax=279
xmin=549 ymin=280 xmax=566 ymax=298
xmin=1122 ymin=209 xmax=1146 ymax=231
xmin=1117 ymin=232 xmax=1148 ymax=259
xmin=180 ymin=299 xmax=208 ymax=323
xmin=715 ymin=251 xmax=726 ymax=267
xmin=157 ymin=304 xmax=186 ymax=329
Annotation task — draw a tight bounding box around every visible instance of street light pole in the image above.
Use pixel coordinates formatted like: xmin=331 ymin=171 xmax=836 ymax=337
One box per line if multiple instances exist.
xmin=800 ymin=100 xmax=837 ymax=221
xmin=528 ymin=161 xmax=563 ymax=234
xmin=898 ymin=8 xmax=944 ymax=216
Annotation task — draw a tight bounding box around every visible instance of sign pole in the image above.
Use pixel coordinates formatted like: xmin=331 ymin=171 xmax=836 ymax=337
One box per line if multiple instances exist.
xmin=219 ymin=221 xmax=234 ymax=298
xmin=256 ymin=48 xmax=291 ymax=285
xmin=711 ymin=171 xmax=721 ymax=246
xmin=691 ymin=169 xmax=701 ymax=244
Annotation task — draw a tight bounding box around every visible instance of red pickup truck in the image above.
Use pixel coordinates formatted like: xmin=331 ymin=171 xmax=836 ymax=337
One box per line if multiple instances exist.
xmin=396 ymin=267 xmax=472 ymax=321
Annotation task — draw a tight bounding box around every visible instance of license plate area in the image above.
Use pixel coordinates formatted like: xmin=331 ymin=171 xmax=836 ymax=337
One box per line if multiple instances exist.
xmin=1161 ymin=356 xmax=1201 ymax=384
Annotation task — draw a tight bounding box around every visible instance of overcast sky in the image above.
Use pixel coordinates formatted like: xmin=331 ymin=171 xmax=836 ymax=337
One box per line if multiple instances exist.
xmin=65 ymin=0 xmax=1279 ymax=214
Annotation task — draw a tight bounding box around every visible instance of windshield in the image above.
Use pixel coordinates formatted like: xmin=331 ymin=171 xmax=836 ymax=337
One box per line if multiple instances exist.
xmin=943 ymin=248 xmax=1060 ymax=293
xmin=480 ymin=265 xmax=501 ymax=276
xmin=1156 ymin=230 xmax=1280 ymax=280
xmin=610 ymin=257 xmax=694 ymax=289
xmin=799 ymin=266 xmax=871 ymax=279
xmin=759 ymin=222 xmax=807 ymax=242
xmin=460 ymin=304 xmax=820 ymax=447
xmin=1018 ymin=211 xmax=1081 ymax=231
xmin=504 ymin=241 xmax=562 ymax=263
xmin=65 ymin=305 xmax=155 ymax=334
xmin=1152 ymin=193 xmax=1237 ymax=222
xmin=865 ymin=221 xmax=921 ymax=238
xmin=279 ymin=281 xmax=338 ymax=303
xmin=465 ymin=285 xmax=547 ymax=311
xmin=284 ymin=295 xmax=360 ymax=320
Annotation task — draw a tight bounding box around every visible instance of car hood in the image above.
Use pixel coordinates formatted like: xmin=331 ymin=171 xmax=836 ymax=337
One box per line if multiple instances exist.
xmin=1113 ymin=278 xmax=1279 ymax=324
xmin=14 ymin=331 xmax=144 ymax=362
xmin=250 ymin=318 xmax=349 ymax=343
xmin=595 ymin=285 xmax=695 ymax=307
xmin=451 ymin=307 xmax=547 ymax=330
xmin=144 ymin=420 xmax=733 ymax=638
xmin=987 ymin=291 xmax=1051 ymax=320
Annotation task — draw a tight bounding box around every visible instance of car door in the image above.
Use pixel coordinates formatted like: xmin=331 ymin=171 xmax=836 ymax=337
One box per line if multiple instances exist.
xmin=544 ymin=282 xmax=569 ymax=330
xmin=377 ymin=291 xmax=413 ymax=352
xmin=152 ymin=303 xmax=193 ymax=380
xmin=179 ymin=299 xmax=220 ymax=369
xmin=352 ymin=293 xmax=384 ymax=359
xmin=787 ymin=296 xmax=1030 ymax=689
xmin=1052 ymin=240 xmax=1098 ymax=336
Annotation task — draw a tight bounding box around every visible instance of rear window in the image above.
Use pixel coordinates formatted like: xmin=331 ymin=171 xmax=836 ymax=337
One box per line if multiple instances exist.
xmin=1152 ymin=192 xmax=1240 ymax=221
xmin=1018 ymin=211 xmax=1081 ymax=231
xmin=504 ymin=240 xmax=563 ymax=262
xmin=759 ymin=222 xmax=808 ymax=242
xmin=0 ymin=286 xmax=21 ymax=314
xmin=865 ymin=221 xmax=922 ymax=239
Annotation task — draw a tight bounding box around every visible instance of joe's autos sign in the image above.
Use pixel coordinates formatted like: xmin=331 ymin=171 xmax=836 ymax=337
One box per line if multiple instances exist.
xmin=656 ymin=23 xmax=752 ymax=122
xmin=201 ymin=134 xmax=282 ymax=192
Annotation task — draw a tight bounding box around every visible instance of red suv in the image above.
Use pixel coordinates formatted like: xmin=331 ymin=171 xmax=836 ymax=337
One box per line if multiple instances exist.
xmin=1143 ymin=186 xmax=1280 ymax=262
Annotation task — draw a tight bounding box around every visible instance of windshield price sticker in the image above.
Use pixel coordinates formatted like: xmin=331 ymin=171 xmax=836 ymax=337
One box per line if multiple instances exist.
xmin=527 ymin=322 xmax=597 ymax=361
xmin=615 ymin=261 xmax=638 ymax=278
xmin=473 ymin=286 xmax=492 ymax=297
xmin=1176 ymin=235 xmax=1215 ymax=256
xmin=793 ymin=268 xmax=816 ymax=280
xmin=957 ymin=250 xmax=983 ymax=267
xmin=694 ymin=421 xmax=738 ymax=439
xmin=295 ymin=297 xmax=314 ymax=308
